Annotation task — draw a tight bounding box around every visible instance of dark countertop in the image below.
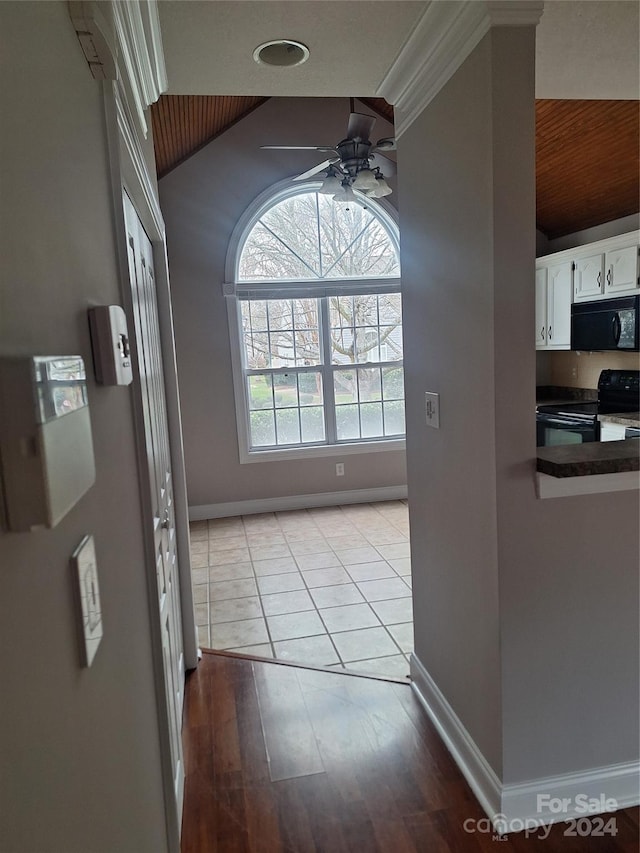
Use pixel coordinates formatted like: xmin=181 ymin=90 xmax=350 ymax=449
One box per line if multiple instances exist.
xmin=537 ymin=439 xmax=640 ymax=478
xmin=536 ymin=386 xmax=597 ymax=405
xmin=598 ymin=412 xmax=640 ymax=428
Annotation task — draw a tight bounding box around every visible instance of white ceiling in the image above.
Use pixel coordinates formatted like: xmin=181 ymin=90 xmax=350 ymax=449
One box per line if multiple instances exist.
xmin=159 ymin=0 xmax=639 ymax=100
xmin=536 ymin=1 xmax=639 ymax=99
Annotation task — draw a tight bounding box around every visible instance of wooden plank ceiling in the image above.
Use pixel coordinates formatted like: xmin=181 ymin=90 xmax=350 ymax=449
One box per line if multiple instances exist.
xmin=150 ymin=97 xmax=639 ymax=239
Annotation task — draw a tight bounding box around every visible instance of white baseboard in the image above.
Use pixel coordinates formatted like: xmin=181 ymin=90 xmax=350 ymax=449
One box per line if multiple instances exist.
xmin=189 ymin=485 xmax=408 ymax=520
xmin=501 ymin=761 xmax=640 ymax=827
xmin=410 ymin=653 xmax=640 ymax=833
xmin=409 ymin=653 xmax=502 ymax=820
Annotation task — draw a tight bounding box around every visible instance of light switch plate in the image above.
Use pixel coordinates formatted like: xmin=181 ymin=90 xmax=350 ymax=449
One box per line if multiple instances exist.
xmin=71 ymin=534 xmax=103 ymax=667
xmin=425 ymin=391 xmax=440 ymax=429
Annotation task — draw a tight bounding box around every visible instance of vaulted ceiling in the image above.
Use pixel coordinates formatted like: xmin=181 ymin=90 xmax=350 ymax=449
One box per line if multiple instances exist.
xmin=150 ymin=96 xmax=639 ymax=239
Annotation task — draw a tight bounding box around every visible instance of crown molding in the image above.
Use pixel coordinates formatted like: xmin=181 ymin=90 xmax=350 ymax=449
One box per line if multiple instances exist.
xmin=69 ymin=1 xmax=167 ymax=138
xmin=377 ymin=0 xmax=543 ymax=138
xmin=68 ymin=1 xmax=117 ymax=79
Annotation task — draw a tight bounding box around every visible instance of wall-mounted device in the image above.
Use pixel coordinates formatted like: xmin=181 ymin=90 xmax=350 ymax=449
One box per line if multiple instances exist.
xmin=0 ymin=356 xmax=96 ymax=531
xmin=88 ymin=305 xmax=133 ymax=385
xmin=71 ymin=534 xmax=103 ymax=667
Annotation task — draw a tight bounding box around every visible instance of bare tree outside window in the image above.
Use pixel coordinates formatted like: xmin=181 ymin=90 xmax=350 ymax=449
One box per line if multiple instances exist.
xmin=236 ymin=188 xmax=403 ymax=449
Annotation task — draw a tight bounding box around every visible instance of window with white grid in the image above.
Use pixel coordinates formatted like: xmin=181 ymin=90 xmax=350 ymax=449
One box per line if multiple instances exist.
xmin=228 ymin=184 xmax=403 ymax=459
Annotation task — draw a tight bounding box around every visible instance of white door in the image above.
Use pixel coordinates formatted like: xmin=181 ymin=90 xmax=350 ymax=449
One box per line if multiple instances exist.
xmin=123 ymin=192 xmax=185 ymax=819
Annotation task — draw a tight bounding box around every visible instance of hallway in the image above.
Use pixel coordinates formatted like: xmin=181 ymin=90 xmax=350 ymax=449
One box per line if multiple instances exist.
xmin=190 ymin=500 xmax=412 ymax=679
xmin=180 ymin=653 xmax=640 ymax=852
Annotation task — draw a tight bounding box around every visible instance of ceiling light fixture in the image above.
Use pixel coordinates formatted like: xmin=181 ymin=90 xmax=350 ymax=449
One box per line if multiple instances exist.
xmin=261 ymin=108 xmax=395 ymax=205
xmin=253 ymin=39 xmax=310 ymax=67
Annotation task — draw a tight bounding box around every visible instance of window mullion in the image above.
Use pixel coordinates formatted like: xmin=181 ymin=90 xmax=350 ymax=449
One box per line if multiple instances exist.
xmin=320 ymin=297 xmax=336 ymax=444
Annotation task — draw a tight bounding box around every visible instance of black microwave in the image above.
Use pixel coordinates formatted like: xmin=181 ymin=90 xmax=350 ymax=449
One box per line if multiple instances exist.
xmin=571 ymin=295 xmax=640 ymax=352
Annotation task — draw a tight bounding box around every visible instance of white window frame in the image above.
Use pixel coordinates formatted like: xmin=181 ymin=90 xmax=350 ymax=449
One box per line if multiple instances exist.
xmin=224 ymin=179 xmax=405 ymax=463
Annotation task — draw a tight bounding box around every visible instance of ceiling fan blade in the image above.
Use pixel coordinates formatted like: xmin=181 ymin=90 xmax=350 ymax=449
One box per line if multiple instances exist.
xmin=369 ymin=151 xmax=396 ymax=177
xmin=293 ymin=158 xmax=340 ymax=182
xmin=261 ymin=145 xmax=337 ymax=152
xmin=346 ymin=112 xmax=376 ymax=142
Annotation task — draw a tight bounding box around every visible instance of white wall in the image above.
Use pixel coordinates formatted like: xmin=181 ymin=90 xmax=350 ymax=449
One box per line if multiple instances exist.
xmin=399 ymin=25 xmax=639 ymax=788
xmin=0 ymin=4 xmax=168 ymax=850
xmin=159 ymin=97 xmax=407 ymax=510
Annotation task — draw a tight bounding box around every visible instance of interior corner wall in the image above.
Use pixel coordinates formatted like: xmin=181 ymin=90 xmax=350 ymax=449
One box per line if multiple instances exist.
xmin=399 ymin=22 xmax=638 ymax=789
xmin=158 ymin=97 xmax=407 ymax=509
xmin=0 ymin=3 xmax=168 ymax=851
xmin=397 ymin=33 xmax=502 ymax=775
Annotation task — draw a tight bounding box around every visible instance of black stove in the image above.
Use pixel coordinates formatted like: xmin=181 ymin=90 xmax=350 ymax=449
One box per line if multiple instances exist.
xmin=536 ymin=370 xmax=639 ymax=447
xmin=537 ymin=401 xmax=598 ymax=419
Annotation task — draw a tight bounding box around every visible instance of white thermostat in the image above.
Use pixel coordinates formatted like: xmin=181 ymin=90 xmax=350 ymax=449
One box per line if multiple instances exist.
xmin=0 ymin=356 xmax=96 ymax=531
xmin=88 ymin=305 xmax=133 ymax=385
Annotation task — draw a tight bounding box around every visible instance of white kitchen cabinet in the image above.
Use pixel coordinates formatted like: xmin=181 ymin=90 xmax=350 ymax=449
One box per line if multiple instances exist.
xmin=604 ymin=244 xmax=639 ymax=295
xmin=574 ymin=253 xmax=605 ymax=300
xmin=535 ymin=261 xmax=572 ymax=350
xmin=570 ymin=234 xmax=639 ymax=302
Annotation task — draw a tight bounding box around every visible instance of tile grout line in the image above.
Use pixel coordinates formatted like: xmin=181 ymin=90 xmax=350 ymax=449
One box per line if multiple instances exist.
xmin=193 ymin=501 xmax=412 ymax=676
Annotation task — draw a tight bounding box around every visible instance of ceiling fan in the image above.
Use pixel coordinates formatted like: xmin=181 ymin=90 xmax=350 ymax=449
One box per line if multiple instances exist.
xmin=261 ymin=109 xmax=396 ymax=202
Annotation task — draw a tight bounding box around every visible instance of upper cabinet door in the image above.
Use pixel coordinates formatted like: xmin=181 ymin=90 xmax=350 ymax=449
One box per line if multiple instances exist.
xmin=547 ymin=262 xmax=572 ymax=349
xmin=574 ymin=253 xmax=604 ymax=300
xmin=535 ymin=267 xmax=547 ymax=348
xmin=605 ymin=245 xmax=639 ymax=294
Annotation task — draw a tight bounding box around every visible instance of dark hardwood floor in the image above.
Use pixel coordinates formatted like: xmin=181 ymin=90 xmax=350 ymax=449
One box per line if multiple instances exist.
xmin=181 ymin=652 xmax=639 ymax=852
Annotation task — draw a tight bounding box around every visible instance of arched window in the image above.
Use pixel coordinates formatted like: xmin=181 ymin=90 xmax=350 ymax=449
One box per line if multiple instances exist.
xmin=226 ymin=183 xmax=404 ymax=460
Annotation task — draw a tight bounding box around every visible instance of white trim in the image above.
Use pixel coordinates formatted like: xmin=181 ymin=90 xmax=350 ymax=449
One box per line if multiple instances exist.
xmin=225 ymin=179 xmax=404 ymax=462
xmin=109 ymin=77 xmax=198 ymax=674
xmin=409 ymin=653 xmax=503 ymax=822
xmin=410 ymin=654 xmax=640 ymax=833
xmin=240 ymin=438 xmax=406 ymax=464
xmin=111 ymin=0 xmax=167 ymax=137
xmin=224 ymin=178 xmax=400 ymax=283
xmin=188 ymin=485 xmax=408 ymax=520
xmin=226 ymin=278 xmax=402 ymax=300
xmin=113 ymin=79 xmax=164 ymax=236
xmin=501 ymin=762 xmax=640 ymax=827
xmin=377 ymin=0 xmax=543 ymax=138
xmin=102 ymin=96 xmax=182 ymax=851
xmin=536 ymin=470 xmax=639 ymax=499
xmin=68 ymin=1 xmax=117 ymax=79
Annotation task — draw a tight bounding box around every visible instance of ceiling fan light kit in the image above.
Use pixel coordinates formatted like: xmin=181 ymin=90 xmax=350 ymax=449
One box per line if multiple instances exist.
xmin=318 ymin=169 xmax=344 ymax=195
xmin=352 ymin=168 xmax=378 ymax=191
xmin=261 ymin=110 xmax=396 ymax=204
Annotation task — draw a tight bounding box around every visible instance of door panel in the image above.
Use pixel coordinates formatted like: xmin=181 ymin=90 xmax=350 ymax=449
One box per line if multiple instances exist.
xmin=535 ymin=267 xmax=547 ymax=348
xmin=123 ymin=192 xmax=185 ymax=821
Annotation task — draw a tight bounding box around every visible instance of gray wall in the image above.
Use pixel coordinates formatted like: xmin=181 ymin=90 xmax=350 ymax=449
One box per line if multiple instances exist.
xmin=545 ymin=212 xmax=640 ymax=254
xmin=159 ymin=97 xmax=407 ymax=510
xmin=0 ymin=3 xmax=168 ymax=850
xmin=398 ymin=32 xmax=503 ymax=775
xmin=399 ymin=26 xmax=639 ymax=786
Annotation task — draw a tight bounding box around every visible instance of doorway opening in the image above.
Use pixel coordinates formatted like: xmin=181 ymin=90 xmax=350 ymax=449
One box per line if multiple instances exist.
xmin=189 ymin=500 xmax=412 ymax=680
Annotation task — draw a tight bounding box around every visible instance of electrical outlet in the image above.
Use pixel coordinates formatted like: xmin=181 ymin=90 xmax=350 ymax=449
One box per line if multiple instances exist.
xmin=425 ymin=391 xmax=440 ymax=429
xmin=336 ymin=462 xmax=345 ymax=476
xmin=571 ymin=366 xmax=578 ymax=379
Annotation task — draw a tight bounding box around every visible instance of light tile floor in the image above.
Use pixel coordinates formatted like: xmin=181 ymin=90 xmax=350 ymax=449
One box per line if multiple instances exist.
xmin=189 ymin=500 xmax=413 ymax=680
